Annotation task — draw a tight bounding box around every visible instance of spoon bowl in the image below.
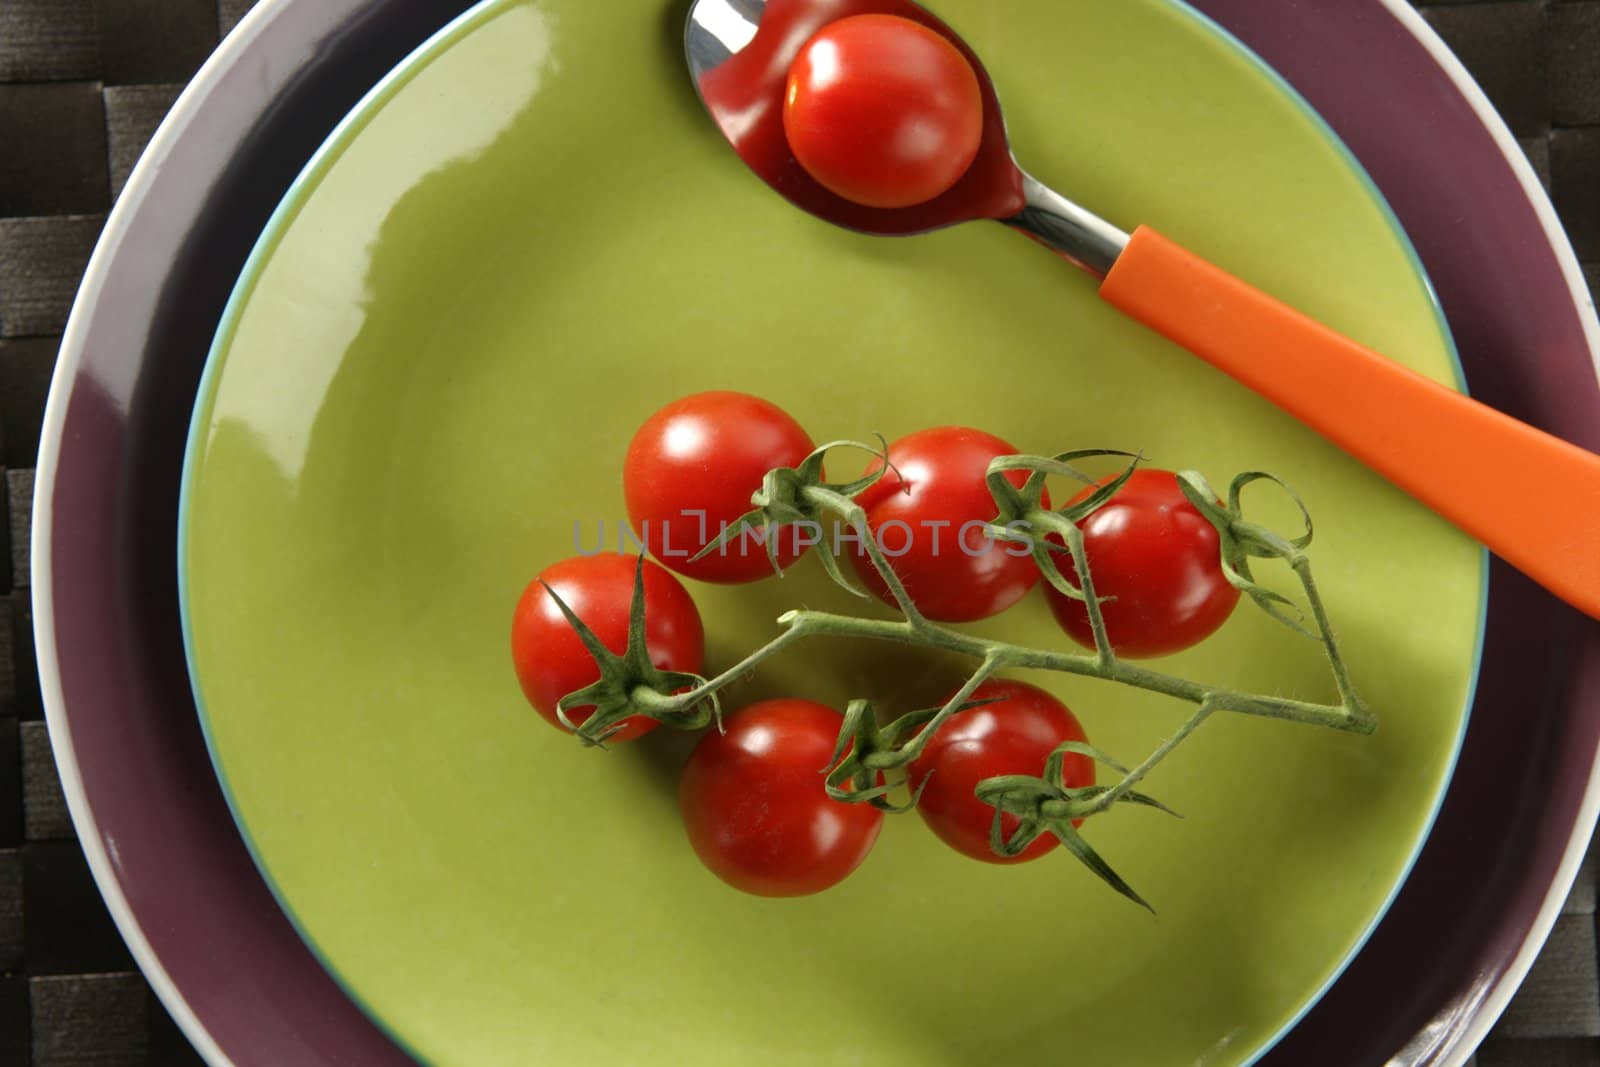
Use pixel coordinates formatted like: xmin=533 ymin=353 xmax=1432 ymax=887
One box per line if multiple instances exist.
xmin=685 ymin=0 xmax=1127 ymax=271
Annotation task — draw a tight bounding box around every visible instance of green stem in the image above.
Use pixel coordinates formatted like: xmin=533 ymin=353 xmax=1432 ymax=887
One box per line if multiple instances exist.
xmin=646 ymin=455 xmax=1375 ymax=744
xmin=1292 ymin=554 xmax=1364 ymax=716
xmin=1071 ymin=699 xmax=1215 ymax=819
xmin=630 ymin=686 xmax=690 ymax=715
xmin=892 ymin=654 xmax=1005 ymax=763
xmin=803 ymin=484 xmax=930 ymax=629
xmin=660 ymin=607 xmax=1373 ymax=735
xmin=672 ymin=625 xmax=809 ymax=706
xmin=1031 ymin=509 xmax=1115 ymax=670
xmin=634 ymin=449 xmax=1374 ymax=746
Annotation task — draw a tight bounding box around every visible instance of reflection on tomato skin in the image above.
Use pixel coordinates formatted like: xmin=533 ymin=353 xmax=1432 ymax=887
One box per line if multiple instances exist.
xmin=693 ymin=0 xmax=1025 ymax=234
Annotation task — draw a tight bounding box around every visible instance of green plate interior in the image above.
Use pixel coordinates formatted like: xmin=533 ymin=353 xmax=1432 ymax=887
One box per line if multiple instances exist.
xmin=180 ymin=1 xmax=1483 ymax=1063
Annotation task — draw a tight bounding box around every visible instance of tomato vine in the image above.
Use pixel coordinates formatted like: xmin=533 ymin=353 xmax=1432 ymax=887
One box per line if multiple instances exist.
xmin=546 ymin=438 xmax=1374 ymax=907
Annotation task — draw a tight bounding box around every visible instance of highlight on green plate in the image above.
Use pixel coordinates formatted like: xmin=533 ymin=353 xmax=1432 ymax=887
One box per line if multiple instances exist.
xmin=179 ymin=0 xmax=1483 ymax=1063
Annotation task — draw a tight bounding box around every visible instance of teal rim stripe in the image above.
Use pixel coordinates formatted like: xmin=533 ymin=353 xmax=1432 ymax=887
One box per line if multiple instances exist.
xmin=1162 ymin=1 xmax=1488 ymax=1064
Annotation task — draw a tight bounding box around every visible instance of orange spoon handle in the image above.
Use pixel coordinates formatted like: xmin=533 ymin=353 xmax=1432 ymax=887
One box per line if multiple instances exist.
xmin=1100 ymin=224 xmax=1600 ymax=620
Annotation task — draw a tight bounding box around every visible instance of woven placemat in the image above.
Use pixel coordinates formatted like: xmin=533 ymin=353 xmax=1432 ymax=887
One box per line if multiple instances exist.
xmin=1 ymin=0 xmax=1597 ymax=1063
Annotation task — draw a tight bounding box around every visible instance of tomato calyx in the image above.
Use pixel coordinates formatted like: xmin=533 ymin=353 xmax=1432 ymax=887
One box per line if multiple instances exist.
xmin=975 ymin=448 xmax=1142 ymax=662
xmin=690 ymin=437 xmax=900 ymax=596
xmin=983 ymin=448 xmax=1143 ymax=594
xmin=819 ymin=686 xmax=1174 ymax=905
xmin=819 ymin=695 xmax=1001 ymax=811
xmin=975 ymin=740 xmax=1179 ymax=912
xmin=975 ymin=449 xmax=1144 ymax=667
xmin=1176 ymin=469 xmax=1316 ymax=632
xmin=814 ymin=677 xmax=1172 ymax=897
xmin=544 ymin=556 xmax=718 ymax=747
xmin=810 ymin=676 xmax=1163 ymax=900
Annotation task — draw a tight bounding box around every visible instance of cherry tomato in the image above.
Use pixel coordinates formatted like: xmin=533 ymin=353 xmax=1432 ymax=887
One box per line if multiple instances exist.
xmin=907 ymin=679 xmax=1094 ymax=864
xmin=678 ymin=698 xmax=883 ymax=897
xmin=849 ymin=426 xmax=1046 ymax=622
xmin=510 ymin=553 xmax=705 ymax=741
xmin=783 ymin=13 xmax=983 ymax=209
xmin=1045 ymin=469 xmax=1240 ymax=658
xmin=624 ymin=391 xmax=817 ymax=584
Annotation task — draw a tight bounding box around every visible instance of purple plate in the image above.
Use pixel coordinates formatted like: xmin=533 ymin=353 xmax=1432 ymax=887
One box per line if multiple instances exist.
xmin=33 ymin=0 xmax=1600 ymax=1064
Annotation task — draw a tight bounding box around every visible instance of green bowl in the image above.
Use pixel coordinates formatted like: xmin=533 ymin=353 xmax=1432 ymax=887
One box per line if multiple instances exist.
xmin=179 ymin=0 xmax=1483 ymax=1062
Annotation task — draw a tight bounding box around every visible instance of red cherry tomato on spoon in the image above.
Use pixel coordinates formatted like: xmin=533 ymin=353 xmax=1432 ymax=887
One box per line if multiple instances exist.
xmin=784 ymin=13 xmax=984 ymax=209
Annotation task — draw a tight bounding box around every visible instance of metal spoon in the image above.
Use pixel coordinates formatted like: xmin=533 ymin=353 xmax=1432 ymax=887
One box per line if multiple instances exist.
xmin=684 ymin=0 xmax=1600 ymax=620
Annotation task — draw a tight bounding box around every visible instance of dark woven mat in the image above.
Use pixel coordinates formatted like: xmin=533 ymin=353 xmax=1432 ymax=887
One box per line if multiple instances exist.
xmin=1 ymin=0 xmax=1598 ymax=1063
